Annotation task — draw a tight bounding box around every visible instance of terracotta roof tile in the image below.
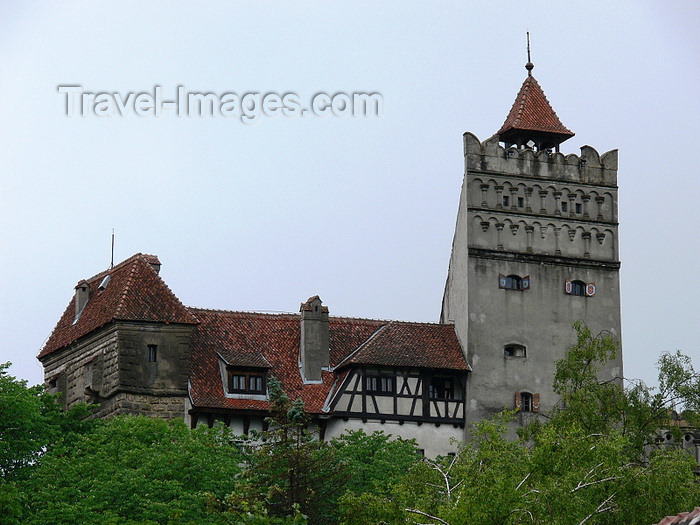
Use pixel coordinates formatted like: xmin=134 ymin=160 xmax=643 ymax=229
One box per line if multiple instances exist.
xmin=188 ymin=310 xmax=467 ymax=415
xmin=337 ymin=321 xmax=468 ymax=371
xmin=40 ymin=253 xmax=469 ymax=417
xmin=39 ymin=254 xmax=197 ymax=359
xmin=655 ymin=507 xmax=700 ymax=525
xmin=497 ymin=73 xmax=574 ymax=145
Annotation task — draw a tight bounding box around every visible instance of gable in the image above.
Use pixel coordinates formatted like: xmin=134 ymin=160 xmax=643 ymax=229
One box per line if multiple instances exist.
xmin=39 ymin=254 xmax=197 ymax=359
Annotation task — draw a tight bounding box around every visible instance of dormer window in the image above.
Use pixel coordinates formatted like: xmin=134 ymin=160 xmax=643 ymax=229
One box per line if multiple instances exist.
xmin=227 ymin=369 xmax=266 ymax=394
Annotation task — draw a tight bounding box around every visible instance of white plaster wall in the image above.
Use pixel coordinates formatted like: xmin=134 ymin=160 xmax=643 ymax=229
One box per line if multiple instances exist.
xmin=324 ymin=418 xmax=462 ymax=459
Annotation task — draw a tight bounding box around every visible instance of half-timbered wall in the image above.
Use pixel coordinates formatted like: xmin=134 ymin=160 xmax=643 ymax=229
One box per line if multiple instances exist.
xmin=330 ymin=366 xmax=466 ymax=425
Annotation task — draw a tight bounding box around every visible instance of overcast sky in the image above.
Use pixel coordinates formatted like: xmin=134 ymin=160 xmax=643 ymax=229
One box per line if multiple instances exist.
xmin=1 ymin=2 xmax=698 ymax=390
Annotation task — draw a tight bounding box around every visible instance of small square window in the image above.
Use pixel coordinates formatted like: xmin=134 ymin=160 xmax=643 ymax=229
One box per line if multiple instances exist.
xmin=229 ymin=374 xmax=246 ymax=392
xmin=517 ymin=197 xmax=524 ymax=208
xmin=565 ymin=281 xmax=596 ymax=297
xmin=505 ymin=344 xmax=526 ymax=357
xmin=575 ymin=203 xmax=582 ymax=214
xmin=499 ymin=274 xmax=529 ymax=291
xmin=515 ymin=392 xmax=540 ymax=413
xmin=561 ymin=202 xmax=568 ymax=212
xmin=502 ymin=196 xmax=510 ymax=207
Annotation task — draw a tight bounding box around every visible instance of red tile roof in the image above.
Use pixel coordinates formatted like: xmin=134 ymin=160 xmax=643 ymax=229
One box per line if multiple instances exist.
xmin=39 ymin=253 xmax=469 ymax=417
xmin=337 ymin=321 xmax=469 ymax=371
xmin=38 ymin=254 xmax=197 ymax=359
xmin=655 ymin=507 xmax=700 ymax=525
xmin=497 ymin=72 xmax=574 ymax=143
xmin=188 ymin=309 xmax=467 ymax=415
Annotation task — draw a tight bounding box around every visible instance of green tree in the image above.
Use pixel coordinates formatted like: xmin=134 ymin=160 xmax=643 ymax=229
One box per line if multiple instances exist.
xmin=19 ymin=415 xmax=245 ymax=524
xmin=332 ymin=429 xmax=419 ymax=496
xmin=333 ymin=429 xmax=419 ymax=525
xmin=241 ymin=377 xmax=346 ymax=524
xmin=0 ymin=362 xmax=96 ymax=524
xmin=386 ymin=325 xmax=700 ymax=525
xmin=0 ymin=362 xmax=93 ymax=481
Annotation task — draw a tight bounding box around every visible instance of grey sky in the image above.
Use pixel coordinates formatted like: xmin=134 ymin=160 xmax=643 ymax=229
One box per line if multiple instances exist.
xmin=1 ymin=2 xmax=698 ymax=389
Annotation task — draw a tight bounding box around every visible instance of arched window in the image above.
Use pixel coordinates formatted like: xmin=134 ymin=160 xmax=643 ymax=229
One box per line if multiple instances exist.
xmin=499 ymin=274 xmax=530 ymax=291
xmin=504 ymin=344 xmax=526 ymax=358
xmin=505 ymin=275 xmax=521 ymax=290
xmin=515 ymin=391 xmax=540 ymax=413
xmin=571 ymin=280 xmax=585 ymax=296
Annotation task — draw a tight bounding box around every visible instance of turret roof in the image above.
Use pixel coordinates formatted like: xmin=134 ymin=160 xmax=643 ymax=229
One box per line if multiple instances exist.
xmin=497 ymin=64 xmax=574 ymax=150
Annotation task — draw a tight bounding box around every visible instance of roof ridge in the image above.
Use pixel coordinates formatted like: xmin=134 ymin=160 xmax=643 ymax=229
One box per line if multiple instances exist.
xmin=79 ymin=253 xmax=156 ymax=286
xmin=333 ymin=322 xmax=390 ymax=370
xmin=115 ymin=260 xmax=140 ymax=318
xmin=186 ymin=307 xmax=441 ymax=326
xmin=512 ymin=77 xmax=531 ymax=125
xmin=188 ymin=307 xmax=299 ymax=317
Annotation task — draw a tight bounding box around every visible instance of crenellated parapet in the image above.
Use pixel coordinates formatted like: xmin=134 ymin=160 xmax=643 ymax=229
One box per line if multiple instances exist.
xmin=464 ymin=133 xmax=618 ymax=186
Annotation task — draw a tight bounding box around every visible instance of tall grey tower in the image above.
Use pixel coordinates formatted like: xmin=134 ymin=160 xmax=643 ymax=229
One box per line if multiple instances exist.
xmin=441 ymin=58 xmax=623 ymax=432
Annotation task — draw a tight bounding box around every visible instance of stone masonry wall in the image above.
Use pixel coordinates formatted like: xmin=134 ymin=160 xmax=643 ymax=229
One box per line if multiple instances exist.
xmin=94 ymin=391 xmax=186 ymax=420
xmin=42 ymin=320 xmax=193 ymax=421
xmin=42 ymin=324 xmax=119 ymax=409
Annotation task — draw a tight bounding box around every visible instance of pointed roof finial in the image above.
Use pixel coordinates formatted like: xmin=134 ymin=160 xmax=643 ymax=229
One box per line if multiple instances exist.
xmin=526 ymin=31 xmax=534 ymax=76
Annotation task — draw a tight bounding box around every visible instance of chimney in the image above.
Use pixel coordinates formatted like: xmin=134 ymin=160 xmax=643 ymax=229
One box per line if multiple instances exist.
xmin=74 ymin=280 xmax=90 ymax=320
xmin=299 ymin=296 xmax=329 ymax=382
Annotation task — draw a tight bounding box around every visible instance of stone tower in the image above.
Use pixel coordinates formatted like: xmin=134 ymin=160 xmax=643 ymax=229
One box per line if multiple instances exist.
xmin=440 ymin=58 xmax=623 ymax=433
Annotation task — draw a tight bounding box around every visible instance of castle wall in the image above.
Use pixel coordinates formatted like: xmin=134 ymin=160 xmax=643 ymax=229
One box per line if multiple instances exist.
xmin=94 ymin=391 xmax=186 ymax=419
xmin=466 ymin=252 xmax=622 ymax=425
xmin=115 ymin=321 xmax=192 ymax=396
xmin=43 ymin=324 xmax=119 ymax=408
xmin=42 ymin=321 xmax=193 ymax=420
xmin=442 ymin=133 xmax=623 ymax=437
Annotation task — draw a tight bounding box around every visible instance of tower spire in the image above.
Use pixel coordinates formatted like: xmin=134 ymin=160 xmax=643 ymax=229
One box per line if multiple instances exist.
xmin=496 ymin=36 xmax=574 ymax=152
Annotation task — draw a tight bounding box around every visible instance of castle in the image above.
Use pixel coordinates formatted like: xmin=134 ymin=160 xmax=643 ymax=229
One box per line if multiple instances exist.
xmin=38 ymin=59 xmax=624 ymax=457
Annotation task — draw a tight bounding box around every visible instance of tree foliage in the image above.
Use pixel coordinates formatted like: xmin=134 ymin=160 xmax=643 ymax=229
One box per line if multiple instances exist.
xmin=237 ymin=376 xmax=347 ymax=524
xmin=388 ymin=324 xmax=700 ymax=525
xmin=2 ymin=332 xmax=699 ymax=525
xmin=0 ymin=362 xmax=94 ymax=481
xmin=18 ymin=416 xmax=245 ymax=524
